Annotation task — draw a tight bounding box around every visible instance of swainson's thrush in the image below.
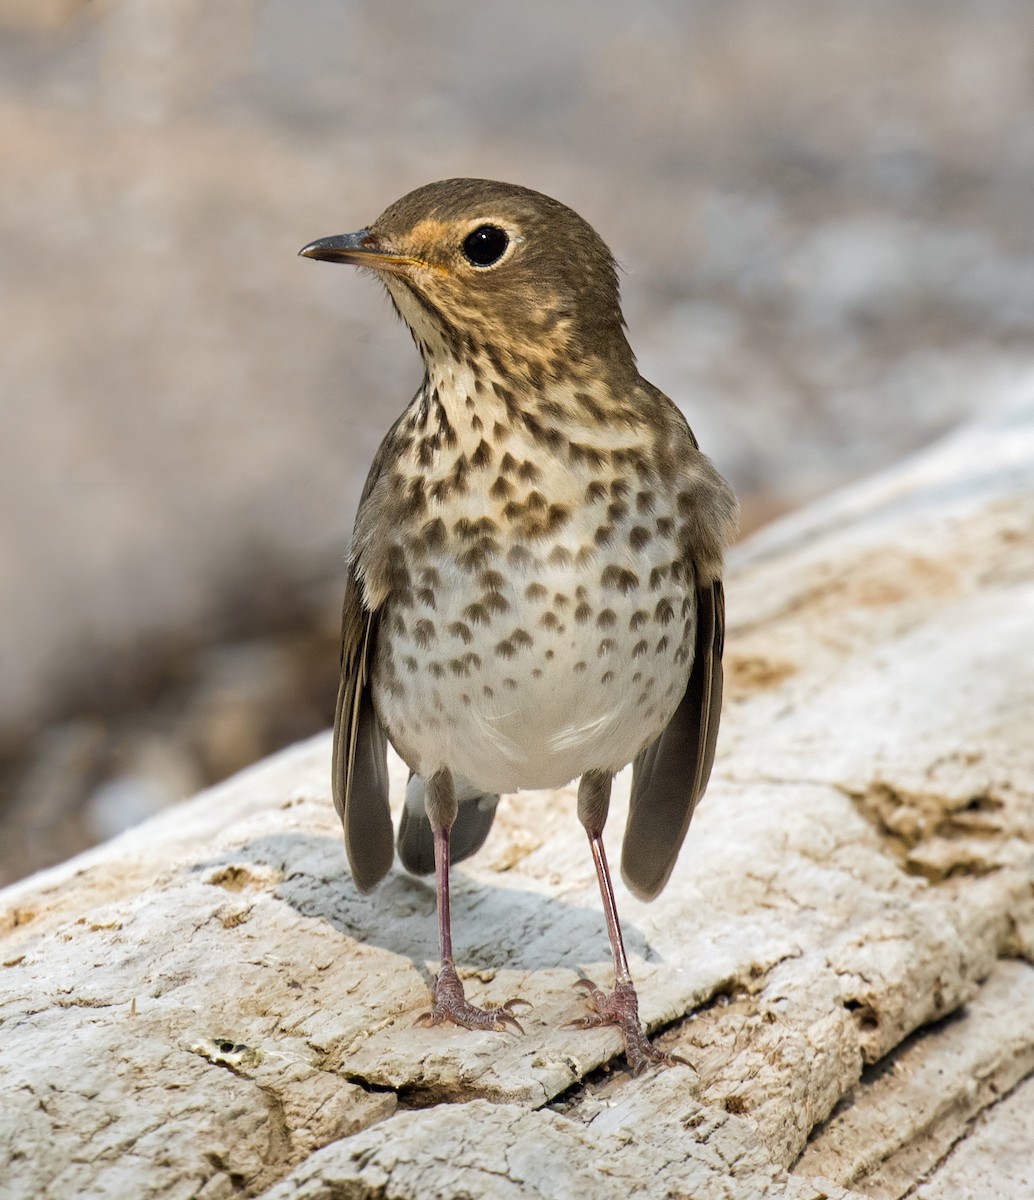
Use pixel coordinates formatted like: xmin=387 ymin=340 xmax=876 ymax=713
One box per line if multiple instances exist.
xmin=301 ymin=179 xmax=737 ymax=1071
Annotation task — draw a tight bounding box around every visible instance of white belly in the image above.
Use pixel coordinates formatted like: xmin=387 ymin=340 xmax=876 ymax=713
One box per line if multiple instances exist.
xmin=373 ymin=514 xmax=695 ymax=793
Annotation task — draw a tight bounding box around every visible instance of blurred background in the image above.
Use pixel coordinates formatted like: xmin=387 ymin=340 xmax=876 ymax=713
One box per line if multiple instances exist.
xmin=2 ymin=0 xmax=1033 ymax=884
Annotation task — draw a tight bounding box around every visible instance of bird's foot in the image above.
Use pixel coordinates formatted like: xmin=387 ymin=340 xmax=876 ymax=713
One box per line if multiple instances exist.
xmin=566 ymin=977 xmax=689 ymax=1075
xmin=417 ymin=962 xmax=530 ymax=1034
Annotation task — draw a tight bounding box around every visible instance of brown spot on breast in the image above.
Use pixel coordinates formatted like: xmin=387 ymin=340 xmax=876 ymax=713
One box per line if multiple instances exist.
xmin=601 ymin=670 xmax=615 ymax=685
xmin=449 ymin=653 xmax=482 ymax=677
xmin=553 ymin=592 xmax=570 ymax=609
xmin=632 ymin=639 xmax=649 ymax=657
xmin=518 ymin=460 xmax=542 ymax=483
xmin=472 ymin=439 xmax=493 ymax=469
xmin=569 ymin=442 xmax=606 ymax=471
xmin=399 ymin=478 xmax=427 ymax=520
xmin=403 ymin=655 xmax=419 ymax=672
xmin=585 ymin=480 xmax=608 ymax=503
xmin=537 ymin=397 xmax=565 ymax=421
xmin=656 ymin=516 xmax=674 ymax=537
xmin=385 ymin=544 xmax=411 ymax=581
xmin=447 ymin=621 xmax=473 ymax=644
xmin=598 ymin=638 xmax=616 ymax=655
xmin=525 ymin=582 xmax=548 ymax=602
xmin=479 ymin=569 xmax=506 ymax=590
xmin=649 ymin=566 xmax=668 ymax=590
xmin=451 ymin=454 xmax=469 ymax=490
xmin=502 ymin=677 xmax=518 ymax=690
xmin=573 ymin=661 xmax=587 ymax=674
xmin=655 ymin=599 xmax=675 ymax=625
xmin=414 ymin=619 xmax=437 ymax=648
xmin=438 ymin=413 xmax=458 ymax=451
xmin=490 ymin=476 xmax=513 ymax=501
xmin=483 ymin=590 xmax=510 ymax=615
xmin=596 ymin=609 xmax=617 ymax=629
xmin=629 ymin=610 xmax=648 ymax=631
xmin=573 ymin=390 xmax=606 ymax=422
xmin=541 ymin=504 xmax=570 ymax=535
xmin=594 ymin=525 xmax=614 ymax=547
xmin=421 ymin=517 xmax=446 ymax=549
xmin=429 ymin=475 xmax=453 ymax=504
xmin=492 ymin=377 xmax=517 ymax=410
xmin=540 ymin=611 xmax=562 ymax=631
xmin=574 ymin=603 xmax=592 ymax=624
xmin=629 ymin=526 xmax=652 ymax=550
xmin=609 ymin=479 xmax=630 ymax=501
xmin=463 ymin=602 xmax=490 ymax=626
xmin=419 ymin=566 xmax=441 ymax=587
xmin=509 ymin=544 xmax=534 ymax=567
xmin=429 ymin=662 xmax=445 ymax=679
xmin=655 ymin=635 xmax=670 ymax=655
xmin=607 ymin=501 xmax=628 ymax=523
xmin=458 ymin=538 xmax=500 ymax=571
xmin=416 ymin=587 xmax=436 ymax=609
xmin=455 ymin=516 xmax=496 ymax=540
xmin=548 ymin=546 xmax=573 ymax=567
xmin=532 ymin=667 xmax=544 ymax=679
xmin=601 ymin=565 xmax=640 ymax=594
xmin=636 ymin=490 xmax=655 ymax=515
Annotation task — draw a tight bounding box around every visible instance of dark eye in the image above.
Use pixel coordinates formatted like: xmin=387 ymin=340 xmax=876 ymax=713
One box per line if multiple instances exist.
xmin=462 ymin=225 xmax=509 ymax=267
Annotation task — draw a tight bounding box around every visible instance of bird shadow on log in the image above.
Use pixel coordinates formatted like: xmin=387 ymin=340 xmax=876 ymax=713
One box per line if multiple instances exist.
xmin=198 ymin=831 xmax=660 ymax=977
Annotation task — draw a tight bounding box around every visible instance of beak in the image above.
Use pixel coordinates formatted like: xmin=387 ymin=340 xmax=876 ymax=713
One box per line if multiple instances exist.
xmin=298 ymin=230 xmax=419 ymax=274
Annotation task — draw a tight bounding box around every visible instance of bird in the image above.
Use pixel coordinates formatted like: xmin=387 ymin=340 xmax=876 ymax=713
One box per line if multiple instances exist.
xmin=300 ymin=178 xmax=737 ymax=1072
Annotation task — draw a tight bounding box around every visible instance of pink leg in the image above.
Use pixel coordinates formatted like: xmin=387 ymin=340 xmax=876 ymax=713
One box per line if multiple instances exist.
xmin=567 ymin=771 xmax=688 ymax=1074
xmin=417 ymin=771 xmax=528 ymax=1033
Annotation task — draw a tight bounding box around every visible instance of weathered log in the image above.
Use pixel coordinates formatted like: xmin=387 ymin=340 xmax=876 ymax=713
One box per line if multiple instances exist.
xmin=2 ymin=390 xmax=1033 ymax=1198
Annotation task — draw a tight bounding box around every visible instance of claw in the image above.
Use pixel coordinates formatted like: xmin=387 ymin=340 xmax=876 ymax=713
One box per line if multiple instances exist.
xmin=567 ymin=975 xmax=690 ymax=1074
xmin=417 ymin=964 xmax=528 ymax=1035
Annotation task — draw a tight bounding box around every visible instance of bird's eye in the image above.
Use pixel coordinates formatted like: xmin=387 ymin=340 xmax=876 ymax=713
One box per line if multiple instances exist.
xmin=462 ymin=225 xmax=509 ymax=268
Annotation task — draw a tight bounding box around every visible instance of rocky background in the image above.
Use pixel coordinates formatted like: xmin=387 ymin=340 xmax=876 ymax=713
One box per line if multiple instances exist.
xmin=2 ymin=0 xmax=1033 ymax=883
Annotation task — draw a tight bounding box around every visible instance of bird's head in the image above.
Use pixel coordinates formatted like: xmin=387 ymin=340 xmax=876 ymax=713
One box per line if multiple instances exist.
xmin=300 ymin=178 xmax=635 ymax=385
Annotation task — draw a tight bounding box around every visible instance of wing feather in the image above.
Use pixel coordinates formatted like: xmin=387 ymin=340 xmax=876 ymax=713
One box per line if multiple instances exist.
xmin=331 ymin=573 xmax=393 ymax=893
xmin=621 ymin=578 xmax=725 ymax=901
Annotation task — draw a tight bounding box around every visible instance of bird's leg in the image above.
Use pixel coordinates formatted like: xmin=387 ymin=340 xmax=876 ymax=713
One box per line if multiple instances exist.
xmin=417 ymin=769 xmax=527 ymax=1034
xmin=567 ymin=770 xmax=686 ymax=1073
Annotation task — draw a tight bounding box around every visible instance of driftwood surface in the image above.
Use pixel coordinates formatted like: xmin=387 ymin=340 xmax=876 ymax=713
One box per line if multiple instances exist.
xmin=3 ymin=390 xmax=1034 ymax=1199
